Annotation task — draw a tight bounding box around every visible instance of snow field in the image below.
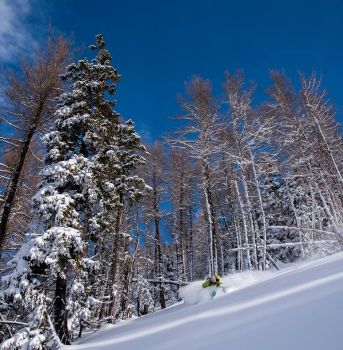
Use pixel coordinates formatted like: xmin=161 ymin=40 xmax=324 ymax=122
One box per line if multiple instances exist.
xmin=66 ymin=252 xmax=343 ymax=350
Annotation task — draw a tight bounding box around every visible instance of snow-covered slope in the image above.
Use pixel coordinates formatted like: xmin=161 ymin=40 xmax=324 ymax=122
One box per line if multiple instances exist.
xmin=68 ymin=253 xmax=343 ymax=350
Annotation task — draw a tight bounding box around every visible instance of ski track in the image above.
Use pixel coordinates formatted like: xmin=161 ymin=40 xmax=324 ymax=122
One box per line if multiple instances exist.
xmin=66 ymin=253 xmax=343 ymax=350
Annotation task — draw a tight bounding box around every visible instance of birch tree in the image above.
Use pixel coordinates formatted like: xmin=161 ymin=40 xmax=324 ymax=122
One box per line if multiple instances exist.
xmin=171 ymin=77 xmax=221 ymax=275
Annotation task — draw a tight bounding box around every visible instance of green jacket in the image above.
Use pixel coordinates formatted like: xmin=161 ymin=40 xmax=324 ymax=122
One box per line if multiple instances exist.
xmin=202 ymin=274 xmax=222 ymax=288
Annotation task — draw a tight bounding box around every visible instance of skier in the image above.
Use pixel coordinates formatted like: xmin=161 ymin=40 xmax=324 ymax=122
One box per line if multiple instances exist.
xmin=202 ymin=274 xmax=222 ymax=299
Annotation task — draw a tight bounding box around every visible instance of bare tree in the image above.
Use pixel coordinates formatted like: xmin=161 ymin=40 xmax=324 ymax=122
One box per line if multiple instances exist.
xmin=170 ymin=77 xmax=222 ymax=275
xmin=0 ymin=36 xmax=69 ymax=254
xmin=142 ymin=142 xmax=167 ymax=309
xmin=0 ymin=140 xmax=42 ymax=264
xmin=266 ymin=71 xmax=343 ymax=254
xmin=224 ymin=72 xmax=276 ymax=269
xmin=169 ymin=148 xmax=197 ymax=281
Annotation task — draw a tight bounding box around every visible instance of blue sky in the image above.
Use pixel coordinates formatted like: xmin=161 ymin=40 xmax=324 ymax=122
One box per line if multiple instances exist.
xmin=1 ymin=0 xmax=343 ymax=140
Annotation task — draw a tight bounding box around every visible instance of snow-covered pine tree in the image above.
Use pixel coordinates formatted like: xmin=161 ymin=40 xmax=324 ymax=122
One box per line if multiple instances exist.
xmin=258 ymin=154 xmax=301 ymax=263
xmin=0 ymin=34 xmax=147 ymax=348
xmin=80 ymin=35 xmax=148 ymax=323
xmin=132 ymin=276 xmax=154 ymax=316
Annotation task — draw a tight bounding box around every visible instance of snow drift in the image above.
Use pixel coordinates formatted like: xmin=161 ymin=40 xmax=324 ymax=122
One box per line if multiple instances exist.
xmin=66 ymin=253 xmax=343 ymax=350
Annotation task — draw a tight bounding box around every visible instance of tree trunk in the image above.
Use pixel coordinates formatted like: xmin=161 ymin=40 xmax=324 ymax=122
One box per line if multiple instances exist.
xmin=153 ymin=185 xmax=166 ymax=309
xmin=177 ymin=178 xmax=185 ymax=280
xmin=0 ymin=125 xmax=36 ymax=253
xmin=248 ymin=150 xmax=268 ymax=270
xmin=104 ymin=199 xmax=123 ymax=321
xmin=188 ymin=205 xmax=194 ymax=281
xmin=233 ymin=217 xmax=243 ymax=271
xmin=202 ymin=161 xmax=217 ymax=275
xmin=54 ymin=273 xmax=70 ymax=345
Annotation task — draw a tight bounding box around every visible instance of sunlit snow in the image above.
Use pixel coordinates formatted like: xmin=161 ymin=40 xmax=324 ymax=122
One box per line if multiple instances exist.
xmin=65 ymin=253 xmax=343 ymax=350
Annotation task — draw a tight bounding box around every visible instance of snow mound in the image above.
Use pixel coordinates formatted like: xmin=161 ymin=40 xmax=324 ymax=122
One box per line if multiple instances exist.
xmin=180 ymin=269 xmax=275 ymax=305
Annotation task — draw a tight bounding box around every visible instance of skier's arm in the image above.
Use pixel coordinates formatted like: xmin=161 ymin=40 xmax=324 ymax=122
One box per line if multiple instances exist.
xmin=202 ymin=280 xmax=210 ymax=288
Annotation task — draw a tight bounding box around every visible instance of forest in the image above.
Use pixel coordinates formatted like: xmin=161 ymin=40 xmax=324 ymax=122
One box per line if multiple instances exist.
xmin=0 ymin=34 xmax=342 ymax=349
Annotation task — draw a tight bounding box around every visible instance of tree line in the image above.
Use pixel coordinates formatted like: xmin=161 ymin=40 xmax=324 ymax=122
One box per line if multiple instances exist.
xmin=0 ymin=34 xmax=342 ymax=349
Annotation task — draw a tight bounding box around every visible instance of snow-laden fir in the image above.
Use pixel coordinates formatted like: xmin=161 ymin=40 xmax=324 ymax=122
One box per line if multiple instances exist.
xmin=0 ymin=34 xmax=148 ymax=348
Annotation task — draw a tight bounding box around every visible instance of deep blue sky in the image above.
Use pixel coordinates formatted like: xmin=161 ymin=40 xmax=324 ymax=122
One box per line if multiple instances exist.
xmin=15 ymin=0 xmax=343 ymax=140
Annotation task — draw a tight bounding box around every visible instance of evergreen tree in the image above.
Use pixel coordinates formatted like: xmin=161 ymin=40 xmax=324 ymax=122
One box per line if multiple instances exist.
xmin=133 ymin=276 xmax=154 ymax=316
xmin=84 ymin=37 xmax=148 ymax=322
xmin=259 ymin=154 xmax=300 ymax=262
xmin=0 ymin=34 xmax=147 ymax=348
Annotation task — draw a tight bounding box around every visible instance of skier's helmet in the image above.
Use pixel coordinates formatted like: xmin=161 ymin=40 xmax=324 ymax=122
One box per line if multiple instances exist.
xmin=210 ymin=276 xmax=216 ymax=283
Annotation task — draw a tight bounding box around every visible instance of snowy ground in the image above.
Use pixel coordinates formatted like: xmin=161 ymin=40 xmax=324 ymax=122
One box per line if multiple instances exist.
xmin=66 ymin=253 xmax=343 ymax=350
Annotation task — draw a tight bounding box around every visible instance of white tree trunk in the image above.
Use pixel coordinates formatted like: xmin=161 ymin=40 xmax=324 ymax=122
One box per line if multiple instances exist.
xmin=234 ymin=177 xmax=252 ymax=269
